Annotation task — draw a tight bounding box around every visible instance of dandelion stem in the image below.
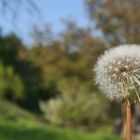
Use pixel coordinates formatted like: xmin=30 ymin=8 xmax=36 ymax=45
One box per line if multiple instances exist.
xmin=126 ymin=100 xmax=132 ymax=140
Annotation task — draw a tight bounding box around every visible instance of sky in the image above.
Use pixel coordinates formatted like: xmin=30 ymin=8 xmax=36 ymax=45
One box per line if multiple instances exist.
xmin=0 ymin=0 xmax=90 ymax=44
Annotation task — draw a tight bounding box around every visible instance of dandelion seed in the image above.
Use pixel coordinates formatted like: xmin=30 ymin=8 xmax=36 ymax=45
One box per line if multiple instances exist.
xmin=118 ymin=61 xmax=121 ymax=65
xmin=127 ymin=59 xmax=130 ymax=62
xmin=115 ymin=68 xmax=119 ymax=72
xmin=125 ymin=65 xmax=128 ymax=69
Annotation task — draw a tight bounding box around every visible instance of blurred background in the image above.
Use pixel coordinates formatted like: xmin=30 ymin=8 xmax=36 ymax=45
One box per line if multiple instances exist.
xmin=0 ymin=0 xmax=140 ymax=140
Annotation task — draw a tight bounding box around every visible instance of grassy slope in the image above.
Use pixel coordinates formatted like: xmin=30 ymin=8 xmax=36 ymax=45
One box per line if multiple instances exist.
xmin=0 ymin=100 xmax=122 ymax=140
xmin=0 ymin=100 xmax=35 ymax=122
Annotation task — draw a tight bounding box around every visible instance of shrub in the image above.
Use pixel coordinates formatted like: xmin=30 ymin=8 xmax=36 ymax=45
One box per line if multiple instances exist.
xmin=40 ymin=78 xmax=109 ymax=130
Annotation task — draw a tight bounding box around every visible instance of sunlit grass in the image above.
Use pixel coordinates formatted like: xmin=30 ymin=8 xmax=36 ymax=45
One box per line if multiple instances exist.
xmin=0 ymin=100 xmax=123 ymax=140
xmin=0 ymin=119 xmax=122 ymax=140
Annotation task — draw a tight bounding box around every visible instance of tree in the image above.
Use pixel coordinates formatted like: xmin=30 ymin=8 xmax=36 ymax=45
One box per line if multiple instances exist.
xmin=30 ymin=22 xmax=118 ymax=130
xmin=85 ymin=0 xmax=140 ymax=45
xmin=0 ymin=63 xmax=24 ymax=100
xmin=0 ymin=33 xmax=45 ymax=112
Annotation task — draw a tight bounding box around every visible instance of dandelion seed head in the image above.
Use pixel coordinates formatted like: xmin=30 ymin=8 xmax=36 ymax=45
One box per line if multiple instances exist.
xmin=95 ymin=44 xmax=140 ymax=102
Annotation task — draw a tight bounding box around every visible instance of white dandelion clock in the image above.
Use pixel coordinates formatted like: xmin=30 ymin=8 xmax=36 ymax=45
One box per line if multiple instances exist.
xmin=95 ymin=44 xmax=140 ymax=140
xmin=95 ymin=44 xmax=140 ymax=103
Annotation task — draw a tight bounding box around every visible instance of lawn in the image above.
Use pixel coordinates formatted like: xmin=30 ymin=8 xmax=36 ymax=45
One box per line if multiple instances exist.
xmin=0 ymin=120 xmax=122 ymax=140
xmin=0 ymin=100 xmax=122 ymax=140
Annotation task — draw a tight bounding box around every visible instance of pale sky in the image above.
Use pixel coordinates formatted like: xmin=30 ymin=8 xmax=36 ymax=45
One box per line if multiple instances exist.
xmin=0 ymin=0 xmax=90 ymax=44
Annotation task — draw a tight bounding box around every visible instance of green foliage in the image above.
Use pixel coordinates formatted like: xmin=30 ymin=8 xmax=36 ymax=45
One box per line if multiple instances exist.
xmin=0 ymin=63 xmax=24 ymax=99
xmin=30 ymin=23 xmax=105 ymax=82
xmin=0 ymin=34 xmax=46 ymax=112
xmin=0 ymin=100 xmax=36 ymax=122
xmin=0 ymin=24 xmax=117 ymax=131
xmin=29 ymin=23 xmax=111 ymax=129
xmin=40 ymin=78 xmax=110 ymax=129
xmin=29 ymin=24 xmax=106 ymax=118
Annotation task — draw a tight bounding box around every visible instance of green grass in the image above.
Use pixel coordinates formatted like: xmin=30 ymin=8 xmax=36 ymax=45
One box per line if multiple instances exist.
xmin=0 ymin=100 xmax=36 ymax=122
xmin=0 ymin=100 xmax=122 ymax=140
xmin=0 ymin=120 xmax=122 ymax=140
